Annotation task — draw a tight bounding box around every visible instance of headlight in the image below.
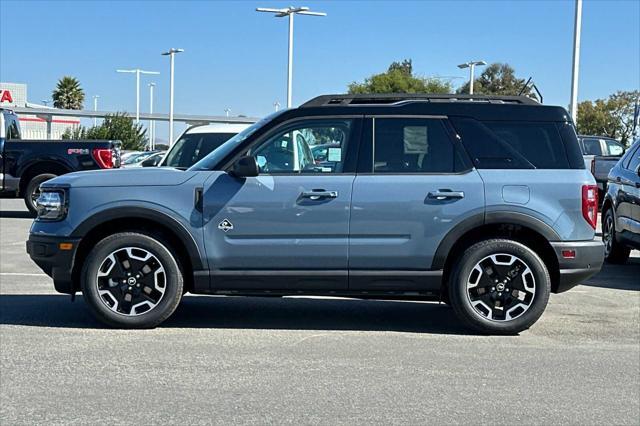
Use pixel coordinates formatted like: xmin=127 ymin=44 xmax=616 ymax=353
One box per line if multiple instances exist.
xmin=35 ymin=190 xmax=67 ymax=221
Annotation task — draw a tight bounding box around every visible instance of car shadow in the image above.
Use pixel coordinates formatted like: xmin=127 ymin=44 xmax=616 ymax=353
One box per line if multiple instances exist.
xmin=0 ymin=210 xmax=33 ymax=219
xmin=580 ymin=257 xmax=640 ymax=291
xmin=0 ymin=294 xmax=471 ymax=334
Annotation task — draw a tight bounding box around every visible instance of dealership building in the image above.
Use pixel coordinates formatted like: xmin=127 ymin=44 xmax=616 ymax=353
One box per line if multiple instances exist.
xmin=0 ymin=82 xmax=80 ymax=139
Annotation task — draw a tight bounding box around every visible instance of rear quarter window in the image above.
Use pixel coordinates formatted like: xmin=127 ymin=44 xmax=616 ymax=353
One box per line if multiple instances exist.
xmin=450 ymin=117 xmax=572 ymax=169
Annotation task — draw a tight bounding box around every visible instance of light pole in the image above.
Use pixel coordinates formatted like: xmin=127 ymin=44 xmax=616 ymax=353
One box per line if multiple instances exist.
xmin=273 ymin=101 xmax=280 ymax=112
xmin=148 ymin=83 xmax=155 ymax=150
xmin=41 ymin=100 xmax=49 ymax=107
xmin=569 ymin=0 xmax=583 ymax=124
xmin=92 ymin=95 xmax=100 ymax=126
xmin=256 ymin=6 xmax=326 ymax=108
xmin=161 ymin=48 xmax=184 ymax=146
xmin=457 ymin=60 xmax=487 ymax=95
xmin=224 ymin=108 xmax=231 ymax=117
xmin=116 ymin=68 xmax=160 ymax=123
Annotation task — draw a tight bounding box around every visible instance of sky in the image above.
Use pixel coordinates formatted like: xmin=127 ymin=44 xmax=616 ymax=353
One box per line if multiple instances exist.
xmin=1 ymin=0 xmax=639 ymax=141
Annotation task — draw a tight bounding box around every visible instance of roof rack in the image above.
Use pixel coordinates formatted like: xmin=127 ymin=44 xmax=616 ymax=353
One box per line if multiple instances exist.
xmin=300 ymin=93 xmax=540 ymax=108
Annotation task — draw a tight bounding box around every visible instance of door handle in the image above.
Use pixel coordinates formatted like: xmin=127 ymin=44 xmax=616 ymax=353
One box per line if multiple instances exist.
xmin=300 ymin=190 xmax=338 ymax=200
xmin=428 ymin=190 xmax=465 ymax=200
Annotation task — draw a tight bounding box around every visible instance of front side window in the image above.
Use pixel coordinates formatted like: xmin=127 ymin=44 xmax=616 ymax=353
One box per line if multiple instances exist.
xmin=250 ymin=120 xmax=351 ymax=174
xmin=373 ymin=118 xmax=459 ymax=173
xmin=605 ymin=139 xmax=624 ymax=156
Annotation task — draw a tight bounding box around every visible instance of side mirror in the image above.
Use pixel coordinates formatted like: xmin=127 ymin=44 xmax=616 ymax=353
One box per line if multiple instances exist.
xmin=141 ymin=155 xmax=162 ymax=167
xmin=231 ymin=155 xmax=259 ymax=178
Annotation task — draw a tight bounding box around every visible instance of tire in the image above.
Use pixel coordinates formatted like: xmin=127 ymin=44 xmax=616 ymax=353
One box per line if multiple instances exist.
xmin=24 ymin=173 xmax=56 ymax=216
xmin=603 ymin=208 xmax=630 ymax=264
xmin=81 ymin=232 xmax=184 ymax=328
xmin=448 ymin=239 xmax=551 ymax=335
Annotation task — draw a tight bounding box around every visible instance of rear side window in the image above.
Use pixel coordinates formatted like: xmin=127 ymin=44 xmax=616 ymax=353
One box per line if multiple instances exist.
xmin=581 ymin=138 xmax=602 ymax=155
xmin=164 ymin=133 xmax=235 ymax=168
xmin=450 ymin=117 xmax=571 ymax=169
xmin=373 ymin=118 xmax=464 ymax=173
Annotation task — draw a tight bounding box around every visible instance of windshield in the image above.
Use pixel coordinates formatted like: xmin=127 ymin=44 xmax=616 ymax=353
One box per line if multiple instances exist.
xmin=189 ymin=110 xmax=288 ymax=171
xmin=163 ymin=132 xmax=237 ymax=168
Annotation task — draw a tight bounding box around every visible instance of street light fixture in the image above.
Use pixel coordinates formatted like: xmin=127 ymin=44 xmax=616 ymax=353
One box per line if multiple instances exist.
xmin=161 ymin=48 xmax=184 ymax=146
xmin=457 ymin=60 xmax=487 ymax=95
xmin=256 ymin=6 xmax=326 ymax=108
xmin=148 ymin=83 xmax=156 ymax=150
xmin=116 ymin=68 xmax=160 ymax=123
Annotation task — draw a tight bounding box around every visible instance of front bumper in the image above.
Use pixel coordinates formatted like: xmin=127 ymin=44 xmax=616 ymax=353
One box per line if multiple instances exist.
xmin=27 ymin=234 xmax=81 ymax=294
xmin=550 ymin=240 xmax=604 ymax=293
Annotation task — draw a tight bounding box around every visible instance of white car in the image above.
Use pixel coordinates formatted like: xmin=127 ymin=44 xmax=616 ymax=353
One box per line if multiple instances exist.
xmin=158 ymin=123 xmax=250 ymax=169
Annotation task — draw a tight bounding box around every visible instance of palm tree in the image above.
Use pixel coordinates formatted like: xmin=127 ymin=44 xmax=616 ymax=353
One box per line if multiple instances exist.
xmin=52 ymin=76 xmax=85 ymax=109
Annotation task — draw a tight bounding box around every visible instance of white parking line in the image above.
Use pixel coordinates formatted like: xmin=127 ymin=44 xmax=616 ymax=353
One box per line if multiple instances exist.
xmin=0 ymin=272 xmax=48 ymax=277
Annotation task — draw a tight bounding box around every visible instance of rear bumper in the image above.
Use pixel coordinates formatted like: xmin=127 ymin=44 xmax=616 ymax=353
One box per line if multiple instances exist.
xmin=26 ymin=234 xmax=80 ymax=294
xmin=550 ymin=240 xmax=604 ymax=293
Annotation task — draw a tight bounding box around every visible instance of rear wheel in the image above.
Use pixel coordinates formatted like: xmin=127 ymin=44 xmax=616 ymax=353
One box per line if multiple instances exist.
xmin=603 ymin=208 xmax=630 ymax=264
xmin=81 ymin=232 xmax=183 ymax=328
xmin=24 ymin=173 xmax=56 ymax=216
xmin=448 ymin=239 xmax=550 ymax=335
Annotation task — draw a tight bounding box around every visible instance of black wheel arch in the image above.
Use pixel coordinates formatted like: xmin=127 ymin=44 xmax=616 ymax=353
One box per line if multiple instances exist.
xmin=70 ymin=207 xmax=204 ymax=294
xmin=434 ymin=211 xmax=561 ymax=293
xmin=18 ymin=160 xmax=72 ymax=195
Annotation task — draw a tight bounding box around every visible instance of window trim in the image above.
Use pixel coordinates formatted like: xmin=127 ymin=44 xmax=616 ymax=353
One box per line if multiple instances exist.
xmin=222 ymin=115 xmax=363 ymax=175
xmin=362 ymin=115 xmax=474 ymax=176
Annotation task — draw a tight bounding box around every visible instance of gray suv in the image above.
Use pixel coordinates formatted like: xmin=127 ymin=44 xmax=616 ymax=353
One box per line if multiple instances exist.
xmin=27 ymin=94 xmax=604 ymax=334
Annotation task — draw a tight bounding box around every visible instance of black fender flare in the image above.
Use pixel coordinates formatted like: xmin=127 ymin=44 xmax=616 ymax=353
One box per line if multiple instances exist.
xmin=431 ymin=211 xmax=561 ymax=270
xmin=71 ymin=206 xmax=204 ymax=270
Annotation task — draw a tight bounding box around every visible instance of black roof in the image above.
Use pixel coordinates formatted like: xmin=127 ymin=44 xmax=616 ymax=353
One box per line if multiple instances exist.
xmin=301 ymin=93 xmax=540 ymax=107
xmin=282 ymin=94 xmax=570 ymax=123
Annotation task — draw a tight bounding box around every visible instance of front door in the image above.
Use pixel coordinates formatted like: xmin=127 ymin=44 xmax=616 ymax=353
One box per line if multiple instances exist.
xmin=202 ymin=117 xmax=361 ymax=290
xmin=349 ymin=116 xmax=484 ymax=290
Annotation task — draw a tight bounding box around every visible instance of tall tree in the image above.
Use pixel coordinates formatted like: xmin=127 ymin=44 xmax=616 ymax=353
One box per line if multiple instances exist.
xmin=576 ymin=90 xmax=640 ymax=145
xmin=52 ymin=76 xmax=85 ymax=109
xmin=348 ymin=59 xmax=452 ymax=94
xmin=457 ymin=63 xmax=536 ymax=98
xmin=62 ymin=112 xmax=147 ymax=150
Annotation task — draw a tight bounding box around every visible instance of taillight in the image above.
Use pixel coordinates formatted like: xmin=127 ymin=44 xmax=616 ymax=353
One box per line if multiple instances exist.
xmin=92 ymin=148 xmax=113 ymax=169
xmin=582 ymin=184 xmax=598 ymax=229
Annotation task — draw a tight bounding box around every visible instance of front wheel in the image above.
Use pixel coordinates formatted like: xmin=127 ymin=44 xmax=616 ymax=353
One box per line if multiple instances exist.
xmin=81 ymin=232 xmax=184 ymax=328
xmin=448 ymin=239 xmax=551 ymax=335
xmin=24 ymin=173 xmax=56 ymax=216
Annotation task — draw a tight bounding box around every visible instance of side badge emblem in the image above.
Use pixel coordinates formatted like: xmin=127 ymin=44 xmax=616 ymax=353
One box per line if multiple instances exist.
xmin=218 ymin=219 xmax=234 ymax=232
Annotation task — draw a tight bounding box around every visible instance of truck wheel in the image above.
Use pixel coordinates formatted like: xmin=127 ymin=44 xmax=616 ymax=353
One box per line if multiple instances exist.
xmin=81 ymin=232 xmax=183 ymax=328
xmin=24 ymin=173 xmax=56 ymax=216
xmin=603 ymin=208 xmax=630 ymax=264
xmin=448 ymin=239 xmax=550 ymax=335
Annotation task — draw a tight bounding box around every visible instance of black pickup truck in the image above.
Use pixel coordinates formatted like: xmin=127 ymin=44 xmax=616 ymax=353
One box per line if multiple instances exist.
xmin=1 ymin=108 xmax=121 ymax=214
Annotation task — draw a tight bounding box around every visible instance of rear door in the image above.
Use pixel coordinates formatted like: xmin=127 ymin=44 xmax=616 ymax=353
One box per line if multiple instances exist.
xmin=349 ymin=116 xmax=484 ymax=290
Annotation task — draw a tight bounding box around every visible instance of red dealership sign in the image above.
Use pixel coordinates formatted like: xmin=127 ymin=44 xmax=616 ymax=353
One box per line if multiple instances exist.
xmin=0 ymin=90 xmax=13 ymax=103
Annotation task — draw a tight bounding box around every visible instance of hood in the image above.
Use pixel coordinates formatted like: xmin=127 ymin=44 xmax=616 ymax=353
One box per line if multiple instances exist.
xmin=42 ymin=167 xmax=198 ymax=188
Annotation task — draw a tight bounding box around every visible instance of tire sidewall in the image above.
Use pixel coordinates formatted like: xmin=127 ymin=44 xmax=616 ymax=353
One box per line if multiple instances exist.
xmin=24 ymin=173 xmax=56 ymax=214
xmin=82 ymin=232 xmax=183 ymax=328
xmin=449 ymin=239 xmax=551 ymax=334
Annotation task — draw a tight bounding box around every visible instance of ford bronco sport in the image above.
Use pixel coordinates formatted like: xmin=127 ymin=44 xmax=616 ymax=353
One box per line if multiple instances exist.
xmin=27 ymin=94 xmax=604 ymax=334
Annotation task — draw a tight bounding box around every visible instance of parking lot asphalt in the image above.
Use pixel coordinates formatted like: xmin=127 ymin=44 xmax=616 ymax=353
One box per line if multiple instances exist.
xmin=1 ymin=197 xmax=639 ymax=425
